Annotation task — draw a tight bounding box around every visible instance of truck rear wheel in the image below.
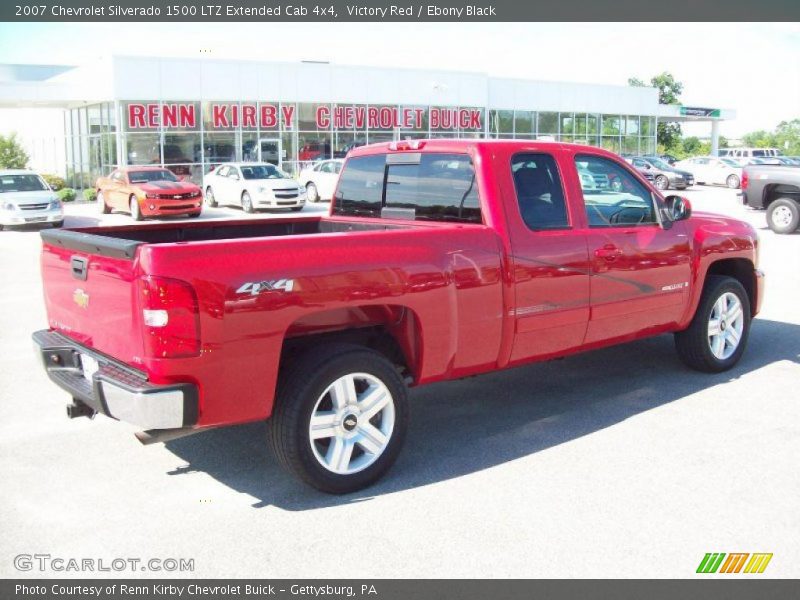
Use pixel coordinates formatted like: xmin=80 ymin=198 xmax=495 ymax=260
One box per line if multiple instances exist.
xmin=767 ymin=198 xmax=800 ymax=234
xmin=268 ymin=344 xmax=409 ymax=494
xmin=674 ymin=275 xmax=751 ymax=372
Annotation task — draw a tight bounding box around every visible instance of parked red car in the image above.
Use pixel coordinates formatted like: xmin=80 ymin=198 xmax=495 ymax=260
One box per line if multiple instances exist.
xmin=95 ymin=166 xmax=203 ymax=220
xmin=35 ymin=140 xmax=763 ymax=493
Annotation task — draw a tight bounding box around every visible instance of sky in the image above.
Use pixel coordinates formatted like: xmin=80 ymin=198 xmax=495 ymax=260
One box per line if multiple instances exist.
xmin=0 ymin=22 xmax=798 ymax=138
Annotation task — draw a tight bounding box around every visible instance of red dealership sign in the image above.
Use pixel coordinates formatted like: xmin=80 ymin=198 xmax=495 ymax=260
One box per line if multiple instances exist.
xmin=127 ymin=103 xmax=482 ymax=130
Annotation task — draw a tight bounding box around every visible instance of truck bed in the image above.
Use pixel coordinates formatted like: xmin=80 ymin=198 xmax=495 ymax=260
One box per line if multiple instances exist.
xmin=41 ymin=217 xmax=411 ymax=258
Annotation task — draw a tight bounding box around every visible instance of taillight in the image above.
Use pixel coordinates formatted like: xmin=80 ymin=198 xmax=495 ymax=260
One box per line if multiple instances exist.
xmin=138 ymin=276 xmax=200 ymax=358
xmin=741 ymin=171 xmax=749 ymax=190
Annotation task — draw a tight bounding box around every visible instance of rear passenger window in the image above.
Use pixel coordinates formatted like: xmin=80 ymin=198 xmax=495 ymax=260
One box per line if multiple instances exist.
xmin=511 ymin=153 xmax=568 ymax=230
xmin=333 ymin=153 xmax=482 ymax=223
xmin=384 ymin=154 xmax=480 ymax=223
xmin=333 ymin=155 xmax=385 ymax=217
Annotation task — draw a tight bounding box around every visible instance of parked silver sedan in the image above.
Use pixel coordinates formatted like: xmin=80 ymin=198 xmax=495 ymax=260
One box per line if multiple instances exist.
xmin=0 ymin=170 xmax=63 ymax=230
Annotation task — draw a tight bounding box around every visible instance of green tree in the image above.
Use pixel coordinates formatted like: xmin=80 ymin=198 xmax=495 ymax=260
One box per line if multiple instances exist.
xmin=0 ymin=133 xmax=29 ymax=169
xmin=629 ymin=72 xmax=684 ymax=150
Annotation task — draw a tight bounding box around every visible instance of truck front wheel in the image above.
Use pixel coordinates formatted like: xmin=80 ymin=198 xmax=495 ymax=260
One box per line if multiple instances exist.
xmin=674 ymin=275 xmax=751 ymax=372
xmin=268 ymin=344 xmax=409 ymax=494
xmin=767 ymin=197 xmax=800 ymax=234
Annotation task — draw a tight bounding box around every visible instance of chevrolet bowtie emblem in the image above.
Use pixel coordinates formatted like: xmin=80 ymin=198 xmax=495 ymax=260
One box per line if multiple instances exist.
xmin=73 ymin=288 xmax=89 ymax=309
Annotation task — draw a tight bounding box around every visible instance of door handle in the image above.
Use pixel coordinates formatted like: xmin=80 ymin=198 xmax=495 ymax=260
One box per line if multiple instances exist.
xmin=594 ymin=244 xmax=621 ymax=261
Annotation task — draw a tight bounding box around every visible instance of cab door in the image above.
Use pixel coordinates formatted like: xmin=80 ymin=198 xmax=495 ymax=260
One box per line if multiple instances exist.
xmin=573 ymin=153 xmax=692 ymax=344
xmin=501 ymin=149 xmax=591 ymax=363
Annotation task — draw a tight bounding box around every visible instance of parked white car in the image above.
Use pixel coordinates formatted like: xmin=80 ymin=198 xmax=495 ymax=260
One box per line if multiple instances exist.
xmin=298 ymin=159 xmax=344 ymax=202
xmin=203 ymin=163 xmax=305 ymax=212
xmin=0 ymin=170 xmax=63 ymax=230
xmin=673 ymin=156 xmax=743 ymax=188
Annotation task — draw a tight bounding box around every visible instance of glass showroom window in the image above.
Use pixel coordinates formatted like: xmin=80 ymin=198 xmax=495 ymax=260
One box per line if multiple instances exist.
xmin=458 ymin=107 xmax=485 ymax=139
xmin=602 ymin=114 xmax=621 ymax=136
xmin=514 ymin=111 xmax=534 ymax=137
xmin=489 ymin=110 xmax=514 ymax=137
xmin=623 ymin=136 xmax=639 ymax=155
xmin=203 ymin=131 xmax=237 ymax=165
xmin=125 ymin=133 xmax=161 ymax=166
xmin=560 ymin=113 xmax=575 ymax=142
xmin=87 ymin=105 xmax=102 ymax=135
xmin=538 ymin=112 xmax=558 ymax=137
xmin=601 ymin=136 xmax=621 ymax=154
xmin=626 ymin=116 xmax=639 ymax=136
xmin=587 ymin=114 xmax=599 ymax=144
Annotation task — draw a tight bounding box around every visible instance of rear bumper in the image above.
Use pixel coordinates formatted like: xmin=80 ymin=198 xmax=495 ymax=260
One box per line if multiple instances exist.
xmin=32 ymin=329 xmax=198 ymax=429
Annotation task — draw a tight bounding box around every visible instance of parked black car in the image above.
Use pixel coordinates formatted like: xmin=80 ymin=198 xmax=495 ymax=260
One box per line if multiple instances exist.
xmin=627 ymin=156 xmax=694 ymax=190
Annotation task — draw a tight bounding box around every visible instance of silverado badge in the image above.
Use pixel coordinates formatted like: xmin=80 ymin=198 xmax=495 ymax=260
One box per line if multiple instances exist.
xmin=73 ymin=288 xmax=89 ymax=309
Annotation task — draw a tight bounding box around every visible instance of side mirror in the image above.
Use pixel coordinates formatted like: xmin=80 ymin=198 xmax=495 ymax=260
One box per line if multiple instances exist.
xmin=665 ymin=195 xmax=692 ymax=222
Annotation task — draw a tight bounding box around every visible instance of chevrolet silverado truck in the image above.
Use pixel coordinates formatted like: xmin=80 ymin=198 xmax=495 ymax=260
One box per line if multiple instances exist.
xmin=33 ymin=140 xmax=764 ymax=493
xmin=741 ymin=164 xmax=800 ymax=234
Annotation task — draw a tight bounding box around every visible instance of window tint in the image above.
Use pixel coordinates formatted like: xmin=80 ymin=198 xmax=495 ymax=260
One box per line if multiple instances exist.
xmin=333 ymin=153 xmax=482 ymax=223
xmin=333 ymin=155 xmax=386 ymax=217
xmin=575 ymin=154 xmax=657 ymax=227
xmin=384 ymin=153 xmax=480 ymax=223
xmin=753 ymin=149 xmax=766 ymax=157
xmin=511 ymin=153 xmax=568 ymax=230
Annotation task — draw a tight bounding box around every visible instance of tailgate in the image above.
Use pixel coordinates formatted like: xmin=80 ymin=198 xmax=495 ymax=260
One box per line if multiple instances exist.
xmin=39 ymin=229 xmax=144 ymax=364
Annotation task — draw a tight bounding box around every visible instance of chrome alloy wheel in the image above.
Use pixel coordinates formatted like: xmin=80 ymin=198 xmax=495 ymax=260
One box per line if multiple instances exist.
xmin=708 ymin=292 xmax=744 ymax=360
xmin=308 ymin=372 xmax=395 ymax=475
xmin=772 ymin=205 xmax=794 ymax=229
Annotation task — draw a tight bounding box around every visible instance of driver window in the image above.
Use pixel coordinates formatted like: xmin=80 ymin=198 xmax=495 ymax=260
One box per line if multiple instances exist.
xmin=511 ymin=153 xmax=568 ymax=230
xmin=575 ymin=154 xmax=658 ymax=227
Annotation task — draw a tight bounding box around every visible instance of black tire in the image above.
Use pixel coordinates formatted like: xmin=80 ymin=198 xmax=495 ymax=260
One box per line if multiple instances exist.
xmin=51 ymin=221 xmax=64 ymax=228
xmin=766 ymin=197 xmax=800 ymax=234
xmin=187 ymin=212 xmax=201 ymax=218
xmin=655 ymin=175 xmax=669 ymax=191
xmin=129 ymin=195 xmax=142 ymax=221
xmin=674 ymin=275 xmax=751 ymax=373
xmin=268 ymin=343 xmax=410 ymax=494
xmin=205 ymin=186 xmax=218 ymax=208
xmin=290 ymin=206 xmax=303 ymax=212
xmin=726 ymin=174 xmax=741 ymax=189
xmin=306 ymin=182 xmax=319 ymax=202
xmin=98 ymin=191 xmax=110 ymax=214
xmin=241 ymin=191 xmax=254 ymax=213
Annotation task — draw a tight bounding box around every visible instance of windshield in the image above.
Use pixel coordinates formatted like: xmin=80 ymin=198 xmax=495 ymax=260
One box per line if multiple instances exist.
xmin=128 ymin=170 xmax=178 ymax=183
xmin=646 ymin=157 xmax=672 ymax=170
xmin=240 ymin=164 xmax=290 ymax=180
xmin=0 ymin=174 xmax=49 ymax=193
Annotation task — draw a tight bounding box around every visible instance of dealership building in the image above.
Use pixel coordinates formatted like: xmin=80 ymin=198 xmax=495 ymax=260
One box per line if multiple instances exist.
xmin=0 ymin=56 xmax=734 ymax=187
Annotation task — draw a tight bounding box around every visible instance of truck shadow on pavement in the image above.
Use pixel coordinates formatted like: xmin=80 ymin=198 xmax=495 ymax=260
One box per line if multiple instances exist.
xmin=163 ymin=318 xmax=799 ymax=511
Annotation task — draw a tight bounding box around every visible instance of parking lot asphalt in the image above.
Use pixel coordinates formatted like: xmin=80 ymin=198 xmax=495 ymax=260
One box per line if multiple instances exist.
xmin=1 ymin=187 xmax=798 ymax=578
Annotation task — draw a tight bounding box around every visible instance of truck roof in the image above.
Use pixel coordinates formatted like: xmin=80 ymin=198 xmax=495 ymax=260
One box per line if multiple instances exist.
xmin=348 ymin=138 xmax=620 ymax=159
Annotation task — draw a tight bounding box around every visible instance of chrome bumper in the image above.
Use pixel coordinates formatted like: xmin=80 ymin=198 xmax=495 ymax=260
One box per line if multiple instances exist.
xmin=32 ymin=330 xmax=198 ymax=429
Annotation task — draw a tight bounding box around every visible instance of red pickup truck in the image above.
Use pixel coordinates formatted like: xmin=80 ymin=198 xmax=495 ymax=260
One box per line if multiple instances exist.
xmin=33 ymin=140 xmax=764 ymax=493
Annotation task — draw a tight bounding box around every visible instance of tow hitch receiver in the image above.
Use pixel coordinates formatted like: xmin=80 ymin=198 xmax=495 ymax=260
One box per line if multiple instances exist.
xmin=66 ymin=398 xmax=96 ymax=419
